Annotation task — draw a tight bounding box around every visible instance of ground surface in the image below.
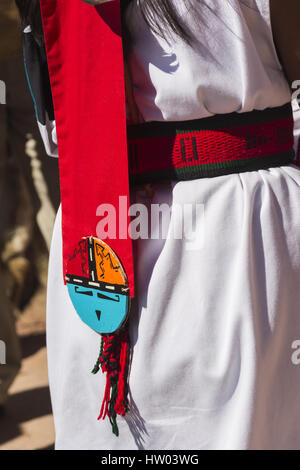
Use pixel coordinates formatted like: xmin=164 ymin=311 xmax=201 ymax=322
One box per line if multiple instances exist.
xmin=0 ymin=285 xmax=55 ymax=450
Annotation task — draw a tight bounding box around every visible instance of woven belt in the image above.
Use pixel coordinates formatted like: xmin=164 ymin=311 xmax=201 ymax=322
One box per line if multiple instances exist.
xmin=127 ymin=102 xmax=295 ymax=184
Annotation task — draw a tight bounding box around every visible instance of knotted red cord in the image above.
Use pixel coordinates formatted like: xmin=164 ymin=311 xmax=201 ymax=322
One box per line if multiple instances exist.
xmin=94 ymin=325 xmax=130 ymax=436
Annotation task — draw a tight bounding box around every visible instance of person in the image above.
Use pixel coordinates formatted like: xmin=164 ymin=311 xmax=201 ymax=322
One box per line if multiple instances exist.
xmin=26 ymin=0 xmax=300 ymax=450
xmin=0 ymin=0 xmax=59 ymax=306
xmin=0 ymin=0 xmax=58 ymax=418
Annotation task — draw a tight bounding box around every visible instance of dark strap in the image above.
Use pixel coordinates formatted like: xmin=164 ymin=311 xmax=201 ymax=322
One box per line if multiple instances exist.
xmin=23 ymin=30 xmax=54 ymax=125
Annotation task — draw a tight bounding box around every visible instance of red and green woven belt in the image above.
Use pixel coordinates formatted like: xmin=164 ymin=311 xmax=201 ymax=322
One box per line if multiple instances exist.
xmin=127 ymin=102 xmax=295 ymax=185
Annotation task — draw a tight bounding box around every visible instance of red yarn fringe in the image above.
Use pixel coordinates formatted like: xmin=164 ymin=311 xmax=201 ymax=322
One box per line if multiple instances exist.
xmin=95 ymin=325 xmax=130 ymax=435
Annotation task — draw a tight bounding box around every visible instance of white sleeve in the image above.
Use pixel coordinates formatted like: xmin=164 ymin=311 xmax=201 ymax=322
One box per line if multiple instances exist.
xmin=241 ymin=0 xmax=283 ymax=70
xmin=37 ymin=114 xmax=58 ymax=158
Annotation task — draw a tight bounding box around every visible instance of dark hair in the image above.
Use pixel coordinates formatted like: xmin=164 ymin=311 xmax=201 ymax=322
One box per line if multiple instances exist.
xmin=139 ymin=0 xmax=194 ymax=45
xmin=15 ymin=0 xmax=195 ymax=50
xmin=122 ymin=0 xmax=196 ymax=55
xmin=15 ymin=0 xmax=44 ymax=46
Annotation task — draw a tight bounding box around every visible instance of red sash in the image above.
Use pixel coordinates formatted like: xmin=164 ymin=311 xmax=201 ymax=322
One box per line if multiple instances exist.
xmin=39 ymin=0 xmax=135 ymax=297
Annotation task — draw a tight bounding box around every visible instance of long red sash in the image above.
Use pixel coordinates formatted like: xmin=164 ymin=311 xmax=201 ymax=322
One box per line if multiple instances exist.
xmin=39 ymin=0 xmax=135 ymax=297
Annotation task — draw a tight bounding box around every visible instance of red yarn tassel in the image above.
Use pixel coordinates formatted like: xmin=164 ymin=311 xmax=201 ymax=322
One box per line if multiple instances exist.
xmin=115 ymin=336 xmax=128 ymax=415
xmin=92 ymin=325 xmax=131 ymax=436
xmin=98 ymin=374 xmax=110 ymax=420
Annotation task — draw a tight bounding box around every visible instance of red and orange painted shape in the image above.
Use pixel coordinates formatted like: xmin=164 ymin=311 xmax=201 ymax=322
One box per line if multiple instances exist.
xmin=66 ymin=237 xmax=130 ymax=334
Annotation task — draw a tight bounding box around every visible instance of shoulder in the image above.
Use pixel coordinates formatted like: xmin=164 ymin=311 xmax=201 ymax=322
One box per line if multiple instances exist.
xmin=237 ymin=0 xmax=272 ymax=21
